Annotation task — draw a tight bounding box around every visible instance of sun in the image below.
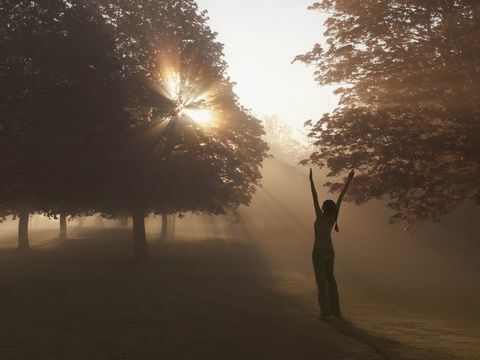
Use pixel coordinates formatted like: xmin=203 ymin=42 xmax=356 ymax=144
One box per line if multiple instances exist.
xmin=158 ymin=67 xmax=216 ymax=127
xmin=181 ymin=108 xmax=213 ymax=126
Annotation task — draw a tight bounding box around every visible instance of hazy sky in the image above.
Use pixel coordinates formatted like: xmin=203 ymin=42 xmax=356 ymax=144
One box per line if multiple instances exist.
xmin=195 ymin=0 xmax=337 ymax=131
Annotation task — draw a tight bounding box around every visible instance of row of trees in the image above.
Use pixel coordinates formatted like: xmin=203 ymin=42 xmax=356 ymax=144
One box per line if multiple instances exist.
xmin=298 ymin=0 xmax=480 ymax=227
xmin=0 ymin=0 xmax=268 ymax=256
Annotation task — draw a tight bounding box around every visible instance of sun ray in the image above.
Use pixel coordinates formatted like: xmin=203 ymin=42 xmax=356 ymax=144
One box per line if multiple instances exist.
xmin=153 ymin=57 xmax=218 ymax=128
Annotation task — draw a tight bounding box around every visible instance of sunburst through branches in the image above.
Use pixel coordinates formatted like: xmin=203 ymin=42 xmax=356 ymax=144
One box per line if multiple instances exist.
xmin=155 ymin=61 xmax=217 ymax=128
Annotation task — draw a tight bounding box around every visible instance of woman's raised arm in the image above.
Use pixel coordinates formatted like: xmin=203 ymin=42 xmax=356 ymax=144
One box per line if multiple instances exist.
xmin=336 ymin=170 xmax=355 ymax=213
xmin=309 ymin=169 xmax=322 ymax=218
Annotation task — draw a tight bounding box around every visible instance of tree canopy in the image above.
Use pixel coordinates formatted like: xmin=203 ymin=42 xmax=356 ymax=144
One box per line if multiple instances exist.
xmin=0 ymin=0 xmax=130 ymax=246
xmin=297 ymin=0 xmax=480 ymax=225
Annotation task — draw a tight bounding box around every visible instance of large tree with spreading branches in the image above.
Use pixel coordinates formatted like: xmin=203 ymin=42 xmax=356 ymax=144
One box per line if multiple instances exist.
xmin=99 ymin=0 xmax=268 ymax=257
xmin=0 ymin=1 xmax=129 ymax=247
xmin=297 ymin=0 xmax=480 ymax=225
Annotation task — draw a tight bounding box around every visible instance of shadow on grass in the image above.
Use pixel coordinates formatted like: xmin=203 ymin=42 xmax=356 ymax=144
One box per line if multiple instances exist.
xmin=326 ymin=318 xmax=394 ymax=359
xmin=326 ymin=317 xmax=457 ymax=360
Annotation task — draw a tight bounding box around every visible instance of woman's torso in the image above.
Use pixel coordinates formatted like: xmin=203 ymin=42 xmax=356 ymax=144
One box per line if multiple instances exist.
xmin=314 ymin=216 xmax=334 ymax=249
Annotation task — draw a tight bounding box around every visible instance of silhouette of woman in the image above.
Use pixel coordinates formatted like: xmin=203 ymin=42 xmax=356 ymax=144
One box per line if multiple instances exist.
xmin=309 ymin=168 xmax=354 ymax=320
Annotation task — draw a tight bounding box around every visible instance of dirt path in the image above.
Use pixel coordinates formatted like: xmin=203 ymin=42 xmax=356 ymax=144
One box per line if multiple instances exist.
xmin=0 ymin=229 xmax=478 ymax=359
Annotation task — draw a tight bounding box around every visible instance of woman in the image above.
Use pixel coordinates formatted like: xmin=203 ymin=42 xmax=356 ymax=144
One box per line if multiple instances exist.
xmin=309 ymin=168 xmax=354 ymax=320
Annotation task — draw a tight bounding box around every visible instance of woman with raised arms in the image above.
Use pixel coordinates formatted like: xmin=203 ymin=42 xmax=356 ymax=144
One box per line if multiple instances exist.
xmin=309 ymin=168 xmax=355 ymax=320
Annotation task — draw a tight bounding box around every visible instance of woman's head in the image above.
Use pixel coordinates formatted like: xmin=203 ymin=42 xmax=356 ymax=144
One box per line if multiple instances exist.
xmin=322 ymin=200 xmax=337 ymax=216
xmin=322 ymin=199 xmax=339 ymax=232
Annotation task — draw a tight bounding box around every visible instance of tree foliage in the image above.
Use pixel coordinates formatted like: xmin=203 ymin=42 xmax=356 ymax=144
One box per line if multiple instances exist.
xmin=0 ymin=1 xmax=128 ymax=224
xmin=100 ymin=0 xmax=268 ymax=217
xmin=297 ymin=0 xmax=480 ymax=224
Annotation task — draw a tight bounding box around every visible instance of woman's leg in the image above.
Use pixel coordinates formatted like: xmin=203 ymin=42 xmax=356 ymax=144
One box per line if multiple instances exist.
xmin=312 ymin=249 xmax=330 ymax=318
xmin=325 ymin=253 xmax=341 ymax=317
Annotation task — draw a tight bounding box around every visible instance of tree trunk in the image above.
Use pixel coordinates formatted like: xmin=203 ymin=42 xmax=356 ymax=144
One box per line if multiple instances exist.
xmin=18 ymin=210 xmax=29 ymax=250
xmin=132 ymin=210 xmax=147 ymax=259
xmin=120 ymin=215 xmax=128 ymax=229
xmin=59 ymin=212 xmax=67 ymax=241
xmin=160 ymin=213 xmax=168 ymax=241
xmin=169 ymin=214 xmax=176 ymax=241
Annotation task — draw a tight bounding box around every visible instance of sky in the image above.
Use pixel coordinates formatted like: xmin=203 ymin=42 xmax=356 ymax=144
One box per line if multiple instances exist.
xmin=195 ymin=0 xmax=338 ymax=131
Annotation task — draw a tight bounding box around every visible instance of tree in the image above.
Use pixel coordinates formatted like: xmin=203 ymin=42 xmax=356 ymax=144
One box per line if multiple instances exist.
xmin=0 ymin=0 xmax=65 ymax=248
xmin=0 ymin=1 xmax=129 ymax=247
xmin=297 ymin=0 xmax=480 ymax=225
xmin=33 ymin=2 xmax=130 ymax=241
xmin=159 ymin=213 xmax=176 ymax=242
xmin=263 ymin=115 xmax=311 ymax=164
xmin=99 ymin=0 xmax=268 ymax=257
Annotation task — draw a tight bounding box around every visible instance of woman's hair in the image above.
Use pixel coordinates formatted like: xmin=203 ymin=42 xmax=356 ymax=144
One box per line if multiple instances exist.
xmin=322 ymin=199 xmax=339 ymax=232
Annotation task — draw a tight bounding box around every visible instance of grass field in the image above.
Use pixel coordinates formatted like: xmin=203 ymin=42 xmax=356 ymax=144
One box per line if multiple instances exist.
xmin=0 ymin=228 xmax=478 ymax=359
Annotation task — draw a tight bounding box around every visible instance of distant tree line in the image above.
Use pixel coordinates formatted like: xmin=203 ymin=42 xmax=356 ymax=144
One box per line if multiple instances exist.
xmin=298 ymin=0 xmax=480 ymax=227
xmin=0 ymin=0 xmax=268 ymax=257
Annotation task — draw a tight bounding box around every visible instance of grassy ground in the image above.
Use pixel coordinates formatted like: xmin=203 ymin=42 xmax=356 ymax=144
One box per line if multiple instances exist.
xmin=0 ymin=229 xmax=478 ymax=359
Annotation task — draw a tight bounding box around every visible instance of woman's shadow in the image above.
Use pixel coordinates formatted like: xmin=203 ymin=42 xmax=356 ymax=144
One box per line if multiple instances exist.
xmin=326 ymin=317 xmax=392 ymax=359
xmin=325 ymin=317 xmax=454 ymax=360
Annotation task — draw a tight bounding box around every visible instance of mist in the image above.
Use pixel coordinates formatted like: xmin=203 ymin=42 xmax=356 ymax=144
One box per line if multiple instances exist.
xmin=2 ymin=117 xmax=478 ymax=327
xmin=1 ymin=0 xmax=479 ymax=359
